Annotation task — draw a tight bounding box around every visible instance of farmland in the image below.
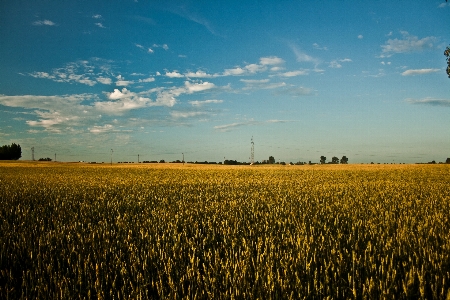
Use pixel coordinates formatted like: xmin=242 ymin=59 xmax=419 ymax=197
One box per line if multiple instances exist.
xmin=1 ymin=162 xmax=450 ymax=299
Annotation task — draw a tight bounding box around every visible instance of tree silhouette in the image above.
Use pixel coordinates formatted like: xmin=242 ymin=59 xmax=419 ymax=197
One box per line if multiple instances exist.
xmin=445 ymin=46 xmax=450 ymax=78
xmin=340 ymin=156 xmax=349 ymax=164
xmin=0 ymin=143 xmax=22 ymax=160
xmin=320 ymin=156 xmax=326 ymax=164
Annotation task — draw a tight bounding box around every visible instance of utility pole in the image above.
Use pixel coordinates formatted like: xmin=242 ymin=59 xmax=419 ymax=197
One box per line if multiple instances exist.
xmin=250 ymin=136 xmax=254 ymax=165
xmin=55 ymin=153 xmax=56 ymax=162
xmin=31 ymin=147 xmax=35 ymax=161
xmin=182 ymin=153 xmax=184 ymax=165
xmin=110 ymin=149 xmax=113 ymax=165
xmin=138 ymin=154 xmax=140 ymax=163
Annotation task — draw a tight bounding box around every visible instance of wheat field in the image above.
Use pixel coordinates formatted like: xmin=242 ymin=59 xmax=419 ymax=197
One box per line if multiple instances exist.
xmin=1 ymin=162 xmax=449 ymax=299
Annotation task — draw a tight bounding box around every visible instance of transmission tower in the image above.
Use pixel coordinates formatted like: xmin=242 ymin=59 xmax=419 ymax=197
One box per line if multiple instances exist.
xmin=250 ymin=136 xmax=254 ymax=165
xmin=31 ymin=147 xmax=35 ymax=161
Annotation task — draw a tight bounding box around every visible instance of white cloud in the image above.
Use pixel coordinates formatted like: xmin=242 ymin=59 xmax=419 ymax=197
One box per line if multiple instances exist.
xmin=381 ymin=32 xmax=436 ymax=56
xmin=329 ymin=61 xmax=342 ymax=68
xmin=95 ymin=23 xmax=106 ymax=28
xmin=189 ymin=99 xmax=223 ymax=106
xmin=289 ymin=44 xmax=320 ymax=65
xmin=33 ymin=20 xmax=56 ymax=26
xmin=214 ymin=119 xmax=286 ymax=132
xmin=108 ymin=88 xmax=132 ymax=100
xmin=223 ymin=67 xmax=246 ymax=76
xmin=185 ymin=70 xmax=215 ymax=78
xmin=153 ymin=44 xmax=169 ymax=50
xmin=245 ymin=63 xmax=267 ymax=73
xmin=96 ymin=90 xmax=154 ymax=114
xmin=115 ymin=75 xmax=133 ymax=86
xmin=358 ymin=35 xmax=363 ymax=39
xmin=0 ymin=93 xmax=97 ymax=131
xmin=401 ymin=69 xmax=440 ymax=76
xmin=214 ymin=122 xmax=253 ymax=132
xmin=240 ymin=79 xmax=285 ymax=90
xmin=185 ymin=81 xmax=215 ymax=93
xmin=273 ymin=86 xmax=313 ymax=97
xmin=240 ymin=79 xmax=270 ymax=84
xmin=138 ymin=77 xmax=155 ymax=83
xmin=313 ymin=43 xmax=328 ymax=50
xmin=148 ymin=48 xmax=154 ymax=53
xmin=165 ymin=71 xmax=184 ymax=78
xmin=280 ymin=70 xmax=308 ymax=77
xmin=406 ymin=97 xmax=450 ymax=107
xmin=26 ymin=59 xmax=116 ymax=86
xmin=135 ymin=44 xmax=144 ymax=49
xmin=92 ymin=14 xmax=102 ymax=19
xmin=260 ymin=56 xmax=285 ymax=65
xmin=96 ymin=77 xmax=112 ymax=85
xmin=170 ymin=111 xmax=207 ymax=118
xmin=90 ymin=124 xmax=115 ymax=133
xmin=115 ymin=80 xmax=133 ymax=86
xmin=28 ymin=72 xmax=55 ymax=79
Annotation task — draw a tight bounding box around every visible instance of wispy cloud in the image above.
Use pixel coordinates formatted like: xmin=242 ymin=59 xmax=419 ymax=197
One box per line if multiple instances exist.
xmin=279 ymin=70 xmax=308 ymax=77
xmin=96 ymin=77 xmax=112 ymax=85
xmin=273 ymin=86 xmax=313 ymax=97
xmin=214 ymin=119 xmax=289 ymax=132
xmin=165 ymin=71 xmax=184 ymax=78
xmin=184 ymin=81 xmax=215 ymax=93
xmin=260 ymin=56 xmax=285 ymax=65
xmin=170 ymin=111 xmax=207 ymax=119
xmin=32 ymin=20 xmax=56 ymax=26
xmin=329 ymin=58 xmax=352 ymax=68
xmin=189 ymin=99 xmax=223 ymax=106
xmin=26 ymin=59 xmax=114 ymax=86
xmin=95 ymin=23 xmax=106 ymax=28
xmin=313 ymin=43 xmax=328 ymax=50
xmin=289 ymin=44 xmax=320 ymax=65
xmin=115 ymin=75 xmax=133 ymax=86
xmin=240 ymin=79 xmax=286 ymax=90
xmin=380 ymin=31 xmax=436 ymax=57
xmin=401 ymin=69 xmax=440 ymax=76
xmin=406 ymin=97 xmax=450 ymax=107
xmin=89 ymin=124 xmax=115 ymax=134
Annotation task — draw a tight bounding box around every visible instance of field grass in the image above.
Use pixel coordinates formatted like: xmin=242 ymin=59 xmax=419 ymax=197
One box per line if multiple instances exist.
xmin=1 ymin=162 xmax=450 ymax=299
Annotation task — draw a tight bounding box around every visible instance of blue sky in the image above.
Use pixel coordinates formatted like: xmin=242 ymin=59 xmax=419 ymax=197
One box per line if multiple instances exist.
xmin=1 ymin=1 xmax=449 ymax=163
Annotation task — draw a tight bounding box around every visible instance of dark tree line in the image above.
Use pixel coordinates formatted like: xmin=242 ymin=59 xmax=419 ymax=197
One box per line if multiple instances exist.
xmin=0 ymin=143 xmax=22 ymax=160
xmin=445 ymin=46 xmax=450 ymax=78
xmin=320 ymin=156 xmax=348 ymax=164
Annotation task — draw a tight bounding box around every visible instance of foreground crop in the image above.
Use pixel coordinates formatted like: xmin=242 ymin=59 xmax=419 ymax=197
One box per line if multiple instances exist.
xmin=1 ymin=163 xmax=450 ymax=299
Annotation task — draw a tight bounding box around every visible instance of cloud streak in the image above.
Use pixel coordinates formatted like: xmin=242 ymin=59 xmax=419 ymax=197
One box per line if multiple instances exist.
xmin=381 ymin=31 xmax=436 ymax=57
xmin=406 ymin=97 xmax=450 ymax=107
xmin=401 ymin=69 xmax=440 ymax=76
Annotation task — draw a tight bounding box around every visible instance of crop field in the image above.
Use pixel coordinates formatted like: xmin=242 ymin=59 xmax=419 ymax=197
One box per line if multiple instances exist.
xmin=1 ymin=162 xmax=450 ymax=299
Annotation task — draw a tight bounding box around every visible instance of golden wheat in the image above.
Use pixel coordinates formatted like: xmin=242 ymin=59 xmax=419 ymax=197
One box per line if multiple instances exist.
xmin=0 ymin=162 xmax=449 ymax=299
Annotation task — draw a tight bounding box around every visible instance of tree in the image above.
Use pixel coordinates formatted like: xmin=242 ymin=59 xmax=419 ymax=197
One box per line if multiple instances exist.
xmin=446 ymin=46 xmax=450 ymax=78
xmin=446 ymin=158 xmax=450 ymax=164
xmin=0 ymin=143 xmax=22 ymax=160
xmin=268 ymin=156 xmax=275 ymax=164
xmin=320 ymin=156 xmax=326 ymax=164
xmin=38 ymin=157 xmax=52 ymax=161
xmin=340 ymin=156 xmax=349 ymax=164
xmin=331 ymin=156 xmax=339 ymax=164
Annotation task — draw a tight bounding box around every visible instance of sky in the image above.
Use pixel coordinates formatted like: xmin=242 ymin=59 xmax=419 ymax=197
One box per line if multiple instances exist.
xmin=1 ymin=1 xmax=449 ymax=164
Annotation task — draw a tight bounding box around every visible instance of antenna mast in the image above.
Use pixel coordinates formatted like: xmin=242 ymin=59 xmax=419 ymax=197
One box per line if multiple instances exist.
xmin=250 ymin=136 xmax=254 ymax=165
